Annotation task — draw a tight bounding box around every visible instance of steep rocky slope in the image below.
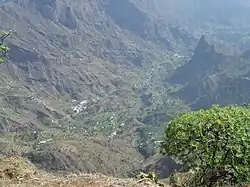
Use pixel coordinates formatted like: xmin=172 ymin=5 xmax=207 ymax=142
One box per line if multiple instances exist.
xmin=137 ymin=0 xmax=250 ymax=54
xmin=0 ymin=0 xmax=192 ymax=177
xmin=2 ymin=0 xmax=250 ymax=181
xmin=169 ymin=36 xmax=250 ymax=110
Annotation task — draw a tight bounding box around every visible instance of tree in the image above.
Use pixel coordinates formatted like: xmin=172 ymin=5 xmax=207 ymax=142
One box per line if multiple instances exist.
xmin=0 ymin=30 xmax=11 ymax=63
xmin=161 ymin=105 xmax=250 ymax=186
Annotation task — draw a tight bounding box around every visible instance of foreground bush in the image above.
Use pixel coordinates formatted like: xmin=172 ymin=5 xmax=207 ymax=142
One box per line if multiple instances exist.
xmin=161 ymin=105 xmax=250 ymax=186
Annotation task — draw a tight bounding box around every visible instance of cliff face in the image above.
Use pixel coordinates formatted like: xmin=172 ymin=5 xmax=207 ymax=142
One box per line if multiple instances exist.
xmin=169 ymin=35 xmax=222 ymax=85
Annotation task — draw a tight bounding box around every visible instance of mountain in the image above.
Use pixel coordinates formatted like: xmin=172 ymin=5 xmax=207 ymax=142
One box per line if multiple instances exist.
xmin=2 ymin=0 xmax=250 ymax=182
xmin=169 ymin=35 xmax=250 ymax=110
xmin=0 ymin=0 xmax=193 ymax=177
xmin=141 ymin=0 xmax=250 ymax=54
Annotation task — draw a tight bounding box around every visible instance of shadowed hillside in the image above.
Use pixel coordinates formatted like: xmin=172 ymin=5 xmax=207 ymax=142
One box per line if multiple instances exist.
xmin=0 ymin=0 xmax=192 ymax=178
xmin=1 ymin=0 xmax=250 ymax=184
xmin=169 ymin=35 xmax=250 ymax=109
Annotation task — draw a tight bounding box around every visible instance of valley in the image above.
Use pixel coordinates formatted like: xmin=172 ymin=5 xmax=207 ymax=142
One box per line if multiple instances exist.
xmin=1 ymin=0 xmax=250 ymax=185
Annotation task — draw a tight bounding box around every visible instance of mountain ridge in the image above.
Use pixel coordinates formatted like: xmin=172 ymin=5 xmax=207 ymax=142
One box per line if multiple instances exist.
xmin=170 ymin=35 xmax=250 ymax=109
xmin=0 ymin=0 xmax=193 ymax=178
xmin=2 ymin=0 xmax=250 ymax=182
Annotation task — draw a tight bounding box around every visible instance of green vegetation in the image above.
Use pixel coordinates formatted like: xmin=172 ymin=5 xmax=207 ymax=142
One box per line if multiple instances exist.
xmin=3 ymin=0 xmax=250 ymax=184
xmin=161 ymin=105 xmax=250 ymax=186
xmin=0 ymin=30 xmax=11 ymax=63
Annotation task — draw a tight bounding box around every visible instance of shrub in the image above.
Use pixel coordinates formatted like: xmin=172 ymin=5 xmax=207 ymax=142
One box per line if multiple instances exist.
xmin=161 ymin=105 xmax=250 ymax=186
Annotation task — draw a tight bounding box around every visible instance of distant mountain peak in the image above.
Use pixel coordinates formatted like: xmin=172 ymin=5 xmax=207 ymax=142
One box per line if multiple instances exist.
xmin=194 ymin=35 xmax=216 ymax=56
xmin=169 ymin=35 xmax=221 ymax=85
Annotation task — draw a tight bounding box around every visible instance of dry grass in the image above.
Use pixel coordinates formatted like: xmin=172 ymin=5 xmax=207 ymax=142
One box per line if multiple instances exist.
xmin=5 ymin=156 xmax=249 ymax=187
xmin=1 ymin=156 xmax=250 ymax=187
xmin=0 ymin=156 xmax=167 ymax=187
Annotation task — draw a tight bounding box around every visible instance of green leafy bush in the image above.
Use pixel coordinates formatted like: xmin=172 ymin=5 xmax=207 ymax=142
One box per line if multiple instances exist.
xmin=161 ymin=105 xmax=250 ymax=186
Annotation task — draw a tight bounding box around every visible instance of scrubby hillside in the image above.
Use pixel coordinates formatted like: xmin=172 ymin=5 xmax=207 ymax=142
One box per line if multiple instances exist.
xmin=0 ymin=0 xmax=191 ymax=177
xmin=0 ymin=156 xmax=166 ymax=187
xmin=2 ymin=0 xmax=250 ymax=183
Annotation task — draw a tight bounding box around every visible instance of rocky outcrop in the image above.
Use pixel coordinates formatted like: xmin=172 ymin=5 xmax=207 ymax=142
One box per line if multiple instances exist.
xmin=169 ymin=35 xmax=223 ymax=85
xmin=169 ymin=36 xmax=250 ymax=109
